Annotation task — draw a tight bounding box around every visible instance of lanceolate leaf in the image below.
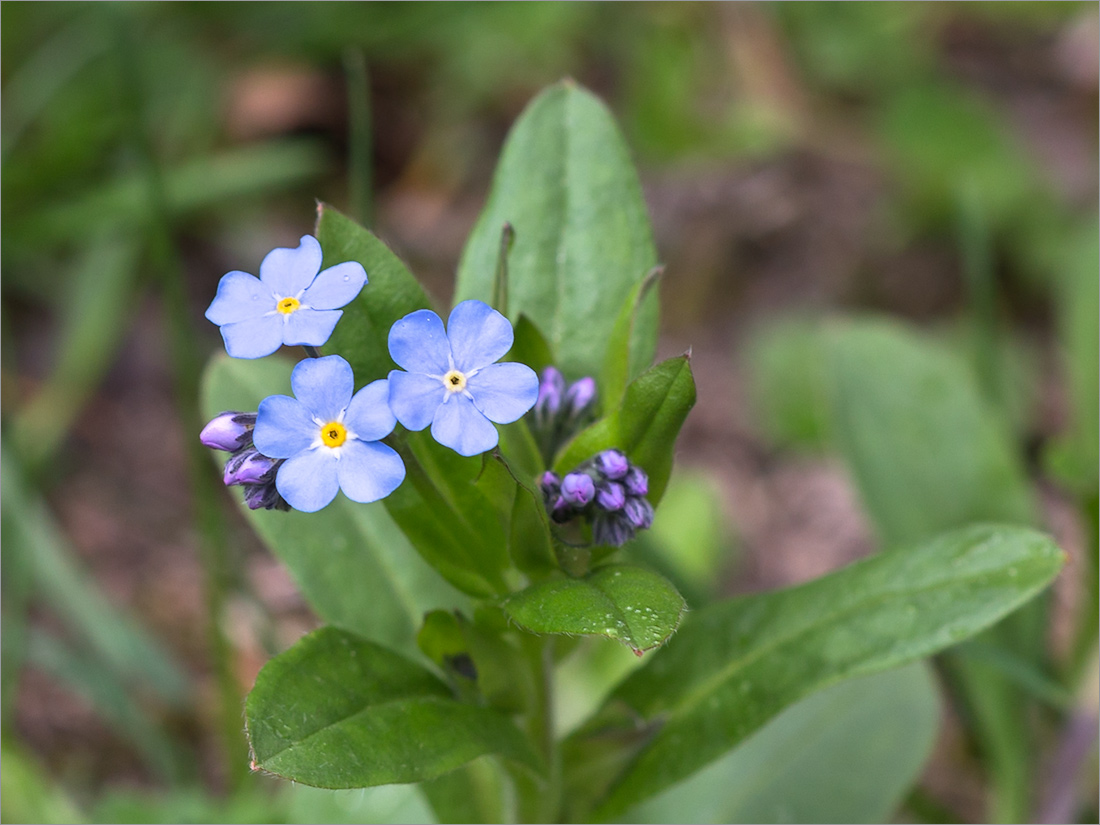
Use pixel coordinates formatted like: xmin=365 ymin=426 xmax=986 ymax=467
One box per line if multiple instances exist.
xmin=555 ymin=355 xmax=696 ymax=505
xmin=824 ymin=319 xmax=1037 ymax=547
xmin=316 ymin=202 xmax=433 ymax=385
xmin=246 ymin=627 xmax=539 ymax=788
xmin=600 ymin=267 xmax=662 ymax=413
xmin=627 ymin=663 xmax=940 ymax=824
xmin=571 ymin=524 xmax=1063 ymax=820
xmin=455 ymin=80 xmax=659 ymax=379
xmin=385 ymin=432 xmax=512 ymax=598
xmin=502 ymin=565 xmax=685 ymax=654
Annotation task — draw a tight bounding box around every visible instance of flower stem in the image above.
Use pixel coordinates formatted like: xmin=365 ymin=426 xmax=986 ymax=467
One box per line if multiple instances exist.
xmin=514 ymin=633 xmax=561 ymax=823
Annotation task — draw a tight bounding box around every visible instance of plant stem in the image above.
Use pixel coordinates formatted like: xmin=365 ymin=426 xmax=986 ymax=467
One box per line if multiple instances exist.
xmin=514 ymin=633 xmax=561 ymax=823
xmin=1067 ymin=491 xmax=1099 ymax=686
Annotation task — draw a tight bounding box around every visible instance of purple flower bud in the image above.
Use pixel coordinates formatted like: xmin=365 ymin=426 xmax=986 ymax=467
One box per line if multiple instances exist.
xmin=535 ymin=367 xmax=565 ymax=422
xmin=201 ymin=411 xmax=256 ymax=451
xmin=594 ymin=449 xmax=629 ymax=480
xmin=623 ymin=496 xmax=654 ymax=530
xmin=243 ymin=479 xmax=290 ymax=511
xmin=540 ymin=471 xmax=562 ymax=507
xmin=244 ymin=484 xmax=271 ymax=510
xmin=224 ymin=450 xmax=277 ymax=486
xmin=551 ymin=496 xmax=573 ymax=523
xmin=623 ymin=465 xmax=649 ymax=497
xmin=560 ymin=472 xmax=595 ymax=507
xmin=593 ymin=513 xmax=634 ymax=547
xmin=565 ymin=377 xmax=597 ymax=416
xmin=596 ymin=481 xmax=626 ymax=512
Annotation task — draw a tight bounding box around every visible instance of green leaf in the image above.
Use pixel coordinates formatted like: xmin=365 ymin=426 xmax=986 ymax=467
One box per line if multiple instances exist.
xmin=200 ymin=355 xmax=467 ymax=651
xmin=316 ymin=202 xmax=433 ymax=385
xmin=246 ymin=627 xmax=539 ymax=788
xmin=825 ymin=319 xmax=1037 ymax=547
xmin=555 ymin=355 xmax=696 ymax=505
xmin=10 ymin=236 xmax=140 ymax=470
xmin=1047 ymin=218 xmax=1099 ymax=493
xmin=1 ymin=742 xmax=85 ymax=825
xmin=27 ymin=630 xmax=184 ymax=782
xmin=509 ymin=482 xmax=557 ymax=576
xmin=743 ymin=317 xmax=832 ymax=451
xmin=600 ymin=267 xmax=661 ymax=412
xmin=506 ymin=315 xmax=554 ymax=375
xmin=627 ymin=662 xmax=940 ymax=824
xmin=0 ymin=449 xmax=188 ymax=706
xmin=502 ymin=564 xmax=685 ymax=654
xmin=576 ymin=524 xmax=1063 ymax=819
xmin=14 ymin=141 xmax=327 ymax=249
xmin=820 ymin=319 xmax=1044 ymax=823
xmin=385 ymin=432 xmax=512 ymax=597
xmin=455 ymin=80 xmax=659 ymax=379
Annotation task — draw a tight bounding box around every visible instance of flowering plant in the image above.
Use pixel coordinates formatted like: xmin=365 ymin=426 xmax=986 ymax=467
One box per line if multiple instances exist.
xmin=197 ymin=82 xmax=1064 ymax=823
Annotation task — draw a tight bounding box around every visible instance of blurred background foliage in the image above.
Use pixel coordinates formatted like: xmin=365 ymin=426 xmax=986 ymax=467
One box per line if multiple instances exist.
xmin=1 ymin=2 xmax=1096 ymax=822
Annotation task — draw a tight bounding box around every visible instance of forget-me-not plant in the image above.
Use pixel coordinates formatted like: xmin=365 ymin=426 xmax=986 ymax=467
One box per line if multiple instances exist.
xmin=387 ymin=299 xmax=539 ymax=456
xmin=206 ymin=235 xmax=366 ymax=358
xmin=253 ymin=355 xmax=405 ymax=512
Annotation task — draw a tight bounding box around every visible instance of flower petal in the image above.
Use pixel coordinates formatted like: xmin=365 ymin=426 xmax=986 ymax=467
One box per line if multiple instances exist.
xmin=431 ymin=394 xmax=498 ymax=456
xmin=275 ymin=448 xmax=340 ymax=512
xmin=282 ymin=307 xmax=342 ymax=347
xmin=388 ymin=309 xmax=450 ymax=374
xmin=447 ymin=300 xmax=513 ymax=372
xmin=254 ymin=395 xmax=316 ymax=458
xmin=290 ymin=355 xmax=354 ymax=421
xmin=388 ymin=370 xmax=444 ymax=431
xmin=220 ymin=315 xmax=285 ymax=359
xmin=336 ymin=440 xmax=406 ymax=503
xmin=467 ymin=362 xmax=539 ymax=424
xmin=206 ymin=271 xmax=271 ymax=325
xmin=302 ymin=261 xmax=367 ymax=310
xmin=259 ymin=235 xmax=323 ymax=297
xmin=345 ymin=379 xmax=396 ymax=442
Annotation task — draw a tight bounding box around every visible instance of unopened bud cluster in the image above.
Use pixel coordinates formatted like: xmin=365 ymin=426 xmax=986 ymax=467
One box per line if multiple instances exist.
xmin=200 ymin=412 xmax=289 ymax=511
xmin=540 ymin=449 xmax=654 ymax=547
xmin=530 ymin=366 xmax=598 ymax=466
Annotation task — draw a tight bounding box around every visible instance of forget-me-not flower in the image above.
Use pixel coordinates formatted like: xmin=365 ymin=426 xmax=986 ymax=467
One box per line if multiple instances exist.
xmin=387 ymin=300 xmax=539 ymax=456
xmin=253 ymin=355 xmax=405 ymax=512
xmin=206 ymin=235 xmax=366 ymax=359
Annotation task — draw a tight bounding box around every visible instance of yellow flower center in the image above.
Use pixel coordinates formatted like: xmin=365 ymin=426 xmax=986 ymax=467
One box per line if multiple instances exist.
xmin=277 ymin=296 xmax=301 ymax=315
xmin=320 ymin=421 xmax=347 ymax=448
xmin=443 ymin=369 xmax=467 ymax=393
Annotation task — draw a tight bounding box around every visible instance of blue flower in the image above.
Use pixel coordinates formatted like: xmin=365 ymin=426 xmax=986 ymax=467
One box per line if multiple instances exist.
xmin=206 ymin=235 xmax=367 ymax=359
xmin=387 ymin=300 xmax=539 ymax=456
xmin=253 ymin=355 xmax=405 ymax=512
